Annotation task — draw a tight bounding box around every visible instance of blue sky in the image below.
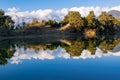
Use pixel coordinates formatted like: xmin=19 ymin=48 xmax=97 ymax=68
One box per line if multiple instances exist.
xmin=0 ymin=0 xmax=120 ymax=11
xmin=2 ymin=0 xmax=120 ymax=24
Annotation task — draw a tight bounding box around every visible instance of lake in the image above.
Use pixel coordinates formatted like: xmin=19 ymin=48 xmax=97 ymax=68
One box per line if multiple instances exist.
xmin=0 ymin=37 xmax=120 ymax=80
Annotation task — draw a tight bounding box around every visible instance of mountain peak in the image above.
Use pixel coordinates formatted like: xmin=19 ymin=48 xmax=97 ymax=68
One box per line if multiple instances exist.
xmin=108 ymin=10 xmax=120 ymax=18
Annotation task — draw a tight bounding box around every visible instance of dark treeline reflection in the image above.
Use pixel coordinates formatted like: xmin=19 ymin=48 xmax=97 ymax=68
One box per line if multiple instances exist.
xmin=0 ymin=36 xmax=120 ymax=65
xmin=0 ymin=40 xmax=16 ymax=65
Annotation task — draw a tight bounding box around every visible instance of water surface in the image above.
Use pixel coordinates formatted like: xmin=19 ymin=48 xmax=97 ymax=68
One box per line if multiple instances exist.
xmin=0 ymin=37 xmax=120 ymax=80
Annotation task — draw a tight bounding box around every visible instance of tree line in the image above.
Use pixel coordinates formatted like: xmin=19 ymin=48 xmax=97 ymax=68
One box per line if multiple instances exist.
xmin=0 ymin=37 xmax=120 ymax=65
xmin=60 ymin=11 xmax=120 ymax=35
xmin=0 ymin=9 xmax=120 ymax=37
xmin=0 ymin=9 xmax=14 ymax=36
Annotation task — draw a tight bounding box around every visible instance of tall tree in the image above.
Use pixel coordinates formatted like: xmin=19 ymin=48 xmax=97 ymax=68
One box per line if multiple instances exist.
xmin=98 ymin=11 xmax=118 ymax=35
xmin=0 ymin=9 xmax=4 ymax=15
xmin=0 ymin=9 xmax=14 ymax=36
xmin=63 ymin=11 xmax=84 ymax=31
xmin=45 ymin=20 xmax=58 ymax=27
xmin=86 ymin=11 xmax=98 ymax=29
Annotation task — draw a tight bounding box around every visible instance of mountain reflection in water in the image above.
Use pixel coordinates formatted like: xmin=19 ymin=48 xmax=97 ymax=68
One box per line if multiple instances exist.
xmin=0 ymin=37 xmax=120 ymax=65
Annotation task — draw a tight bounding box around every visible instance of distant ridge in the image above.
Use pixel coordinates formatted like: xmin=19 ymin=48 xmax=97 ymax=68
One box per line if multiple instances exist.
xmin=108 ymin=10 xmax=120 ymax=18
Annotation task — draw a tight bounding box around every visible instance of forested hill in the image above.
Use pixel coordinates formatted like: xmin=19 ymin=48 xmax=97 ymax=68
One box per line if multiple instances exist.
xmin=0 ymin=9 xmax=120 ymax=38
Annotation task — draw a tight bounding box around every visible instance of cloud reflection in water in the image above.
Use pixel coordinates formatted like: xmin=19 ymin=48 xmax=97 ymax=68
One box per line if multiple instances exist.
xmin=10 ymin=45 xmax=120 ymax=64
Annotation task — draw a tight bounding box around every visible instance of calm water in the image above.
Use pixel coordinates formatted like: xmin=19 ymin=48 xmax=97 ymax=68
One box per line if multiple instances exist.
xmin=0 ymin=37 xmax=120 ymax=80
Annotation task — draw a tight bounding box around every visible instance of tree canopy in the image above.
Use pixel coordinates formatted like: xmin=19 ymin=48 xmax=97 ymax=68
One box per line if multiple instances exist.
xmin=98 ymin=11 xmax=119 ymax=35
xmin=61 ymin=11 xmax=84 ymax=31
xmin=0 ymin=9 xmax=120 ymax=37
xmin=86 ymin=11 xmax=99 ymax=29
xmin=0 ymin=9 xmax=14 ymax=36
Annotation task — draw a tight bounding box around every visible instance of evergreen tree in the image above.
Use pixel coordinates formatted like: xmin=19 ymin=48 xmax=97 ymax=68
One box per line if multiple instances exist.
xmin=63 ymin=11 xmax=84 ymax=31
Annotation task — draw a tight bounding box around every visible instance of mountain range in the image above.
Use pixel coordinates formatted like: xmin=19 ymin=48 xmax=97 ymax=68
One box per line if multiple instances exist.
xmin=12 ymin=9 xmax=120 ymax=26
xmin=108 ymin=10 xmax=120 ymax=18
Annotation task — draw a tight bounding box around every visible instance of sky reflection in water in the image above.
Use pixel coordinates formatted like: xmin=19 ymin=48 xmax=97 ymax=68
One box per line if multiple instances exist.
xmin=10 ymin=45 xmax=120 ymax=64
xmin=0 ymin=38 xmax=120 ymax=80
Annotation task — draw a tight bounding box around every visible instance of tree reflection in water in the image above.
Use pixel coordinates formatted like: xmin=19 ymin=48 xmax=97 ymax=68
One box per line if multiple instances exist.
xmin=0 ymin=36 xmax=120 ymax=65
xmin=0 ymin=40 xmax=16 ymax=65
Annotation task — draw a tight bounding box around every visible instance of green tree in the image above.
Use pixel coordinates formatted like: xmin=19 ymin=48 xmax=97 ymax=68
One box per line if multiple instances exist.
xmin=98 ymin=11 xmax=118 ymax=35
xmin=59 ymin=20 xmax=68 ymax=27
xmin=63 ymin=11 xmax=84 ymax=31
xmin=0 ymin=40 xmax=15 ymax=65
xmin=0 ymin=10 xmax=14 ymax=36
xmin=4 ymin=15 xmax=14 ymax=30
xmin=86 ymin=11 xmax=99 ymax=29
xmin=45 ymin=20 xmax=58 ymax=27
xmin=0 ymin=9 xmax=4 ymax=15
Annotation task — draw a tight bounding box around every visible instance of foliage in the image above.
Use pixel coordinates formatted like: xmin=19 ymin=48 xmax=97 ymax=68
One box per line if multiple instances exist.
xmin=45 ymin=20 xmax=58 ymax=27
xmin=62 ymin=11 xmax=84 ymax=31
xmin=0 ymin=9 xmax=4 ymax=15
xmin=60 ymin=10 xmax=120 ymax=35
xmin=0 ymin=9 xmax=120 ymax=37
xmin=0 ymin=40 xmax=15 ymax=65
xmin=98 ymin=11 xmax=120 ymax=35
xmin=86 ymin=11 xmax=99 ymax=29
xmin=0 ymin=9 xmax=14 ymax=36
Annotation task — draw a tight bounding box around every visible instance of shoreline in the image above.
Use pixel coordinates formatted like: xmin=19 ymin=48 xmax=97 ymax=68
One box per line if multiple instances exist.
xmin=0 ymin=34 xmax=120 ymax=41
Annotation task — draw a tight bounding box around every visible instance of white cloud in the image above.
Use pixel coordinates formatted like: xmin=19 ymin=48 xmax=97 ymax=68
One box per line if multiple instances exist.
xmin=10 ymin=44 xmax=120 ymax=64
xmin=5 ymin=6 xmax=120 ymax=24
xmin=110 ymin=6 xmax=120 ymax=11
xmin=7 ymin=7 xmax=19 ymax=12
